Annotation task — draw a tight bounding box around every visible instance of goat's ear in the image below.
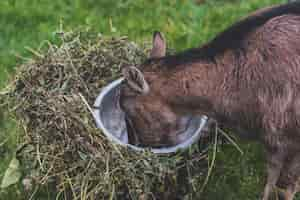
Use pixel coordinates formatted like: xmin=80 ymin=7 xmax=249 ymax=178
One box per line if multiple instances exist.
xmin=122 ymin=67 xmax=150 ymax=94
xmin=150 ymin=31 xmax=166 ymax=59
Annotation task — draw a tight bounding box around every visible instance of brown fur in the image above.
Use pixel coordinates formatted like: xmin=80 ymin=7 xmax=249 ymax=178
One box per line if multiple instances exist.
xmin=120 ymin=2 xmax=300 ymax=199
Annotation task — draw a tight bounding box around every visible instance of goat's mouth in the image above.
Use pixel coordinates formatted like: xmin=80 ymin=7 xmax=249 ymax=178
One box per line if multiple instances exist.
xmin=125 ymin=116 xmax=193 ymax=148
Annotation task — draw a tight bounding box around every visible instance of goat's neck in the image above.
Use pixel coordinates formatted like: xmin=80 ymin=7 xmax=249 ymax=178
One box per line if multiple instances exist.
xmin=166 ymin=52 xmax=241 ymax=119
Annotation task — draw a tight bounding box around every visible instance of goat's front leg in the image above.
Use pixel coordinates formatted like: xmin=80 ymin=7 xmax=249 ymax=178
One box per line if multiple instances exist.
xmin=277 ymin=153 xmax=300 ymax=200
xmin=262 ymin=149 xmax=285 ymax=200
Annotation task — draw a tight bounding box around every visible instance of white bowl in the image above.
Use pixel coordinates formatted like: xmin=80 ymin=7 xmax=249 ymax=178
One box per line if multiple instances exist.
xmin=93 ymin=78 xmax=208 ymax=154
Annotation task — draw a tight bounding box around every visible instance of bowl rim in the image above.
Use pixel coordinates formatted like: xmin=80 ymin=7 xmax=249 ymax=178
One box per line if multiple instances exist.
xmin=93 ymin=78 xmax=208 ymax=154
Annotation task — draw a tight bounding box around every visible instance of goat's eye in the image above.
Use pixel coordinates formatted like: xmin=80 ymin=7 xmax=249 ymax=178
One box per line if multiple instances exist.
xmin=120 ymin=98 xmax=137 ymax=116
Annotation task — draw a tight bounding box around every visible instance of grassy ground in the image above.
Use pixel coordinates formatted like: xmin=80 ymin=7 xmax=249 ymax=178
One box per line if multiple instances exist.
xmin=1 ymin=0 xmax=296 ymax=199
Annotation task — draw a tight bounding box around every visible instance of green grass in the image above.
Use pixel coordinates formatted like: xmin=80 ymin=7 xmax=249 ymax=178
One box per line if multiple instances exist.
xmin=1 ymin=0 xmax=295 ymax=199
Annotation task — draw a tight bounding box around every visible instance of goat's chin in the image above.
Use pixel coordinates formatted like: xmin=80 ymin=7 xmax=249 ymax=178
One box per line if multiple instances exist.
xmin=127 ymin=116 xmax=193 ymax=148
xmin=144 ymin=116 xmax=193 ymax=148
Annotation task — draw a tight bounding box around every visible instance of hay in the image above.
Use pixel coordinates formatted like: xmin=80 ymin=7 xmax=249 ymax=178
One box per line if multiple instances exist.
xmin=2 ymin=30 xmax=212 ymax=200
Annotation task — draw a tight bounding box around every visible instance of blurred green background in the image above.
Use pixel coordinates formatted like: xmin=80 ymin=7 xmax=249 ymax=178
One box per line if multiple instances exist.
xmin=1 ymin=0 xmax=295 ymax=199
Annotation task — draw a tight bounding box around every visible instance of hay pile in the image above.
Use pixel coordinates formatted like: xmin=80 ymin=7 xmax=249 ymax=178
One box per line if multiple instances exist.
xmin=2 ymin=30 xmax=212 ymax=200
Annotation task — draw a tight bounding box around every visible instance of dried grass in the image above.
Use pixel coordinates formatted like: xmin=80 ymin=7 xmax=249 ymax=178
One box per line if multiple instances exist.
xmin=1 ymin=30 xmax=212 ymax=200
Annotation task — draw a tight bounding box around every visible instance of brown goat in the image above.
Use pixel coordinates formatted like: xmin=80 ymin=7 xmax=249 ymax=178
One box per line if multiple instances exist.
xmin=119 ymin=2 xmax=300 ymax=200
